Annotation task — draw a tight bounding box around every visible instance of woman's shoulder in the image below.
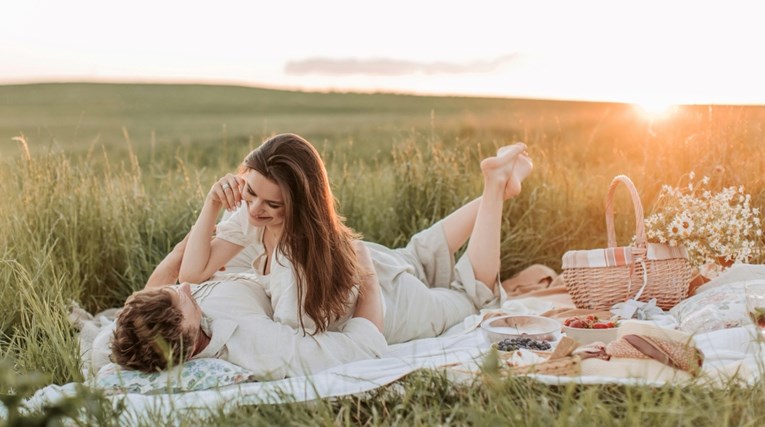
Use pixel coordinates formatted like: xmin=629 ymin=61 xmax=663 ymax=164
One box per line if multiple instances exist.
xmin=216 ymin=205 xmax=265 ymax=246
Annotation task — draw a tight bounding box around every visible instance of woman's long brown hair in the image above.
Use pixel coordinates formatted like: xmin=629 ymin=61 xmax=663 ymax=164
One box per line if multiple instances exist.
xmin=242 ymin=133 xmax=360 ymax=334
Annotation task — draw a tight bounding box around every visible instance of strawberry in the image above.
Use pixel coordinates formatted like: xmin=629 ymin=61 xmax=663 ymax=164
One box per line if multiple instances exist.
xmin=592 ymin=323 xmax=608 ymax=329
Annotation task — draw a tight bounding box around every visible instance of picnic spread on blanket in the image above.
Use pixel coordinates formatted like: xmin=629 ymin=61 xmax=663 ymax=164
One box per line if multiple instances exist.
xmin=8 ymin=175 xmax=765 ymax=423
xmin=16 ymin=262 xmax=764 ymax=424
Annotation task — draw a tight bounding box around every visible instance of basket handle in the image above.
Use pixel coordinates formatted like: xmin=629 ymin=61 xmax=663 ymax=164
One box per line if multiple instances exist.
xmin=605 ymin=175 xmax=647 ymax=248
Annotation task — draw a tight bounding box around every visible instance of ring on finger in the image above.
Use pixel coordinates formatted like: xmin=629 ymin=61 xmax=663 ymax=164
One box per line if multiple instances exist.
xmin=222 ymin=182 xmax=231 ymax=190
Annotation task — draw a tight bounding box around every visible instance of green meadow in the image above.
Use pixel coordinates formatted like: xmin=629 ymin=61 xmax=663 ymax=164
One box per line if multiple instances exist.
xmin=2 ymin=82 xmax=765 ymax=425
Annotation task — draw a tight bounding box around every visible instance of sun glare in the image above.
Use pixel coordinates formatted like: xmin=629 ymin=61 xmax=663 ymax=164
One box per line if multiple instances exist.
xmin=632 ymin=100 xmax=678 ymax=120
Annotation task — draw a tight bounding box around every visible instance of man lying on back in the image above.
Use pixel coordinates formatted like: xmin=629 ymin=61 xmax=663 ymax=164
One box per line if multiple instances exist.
xmin=103 ymin=237 xmax=385 ymax=379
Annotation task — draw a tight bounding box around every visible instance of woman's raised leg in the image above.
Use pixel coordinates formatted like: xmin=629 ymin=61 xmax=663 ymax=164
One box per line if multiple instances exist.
xmin=379 ymin=143 xmax=532 ymax=342
xmin=465 ymin=144 xmax=532 ymax=290
xmin=441 ymin=143 xmax=531 ymax=255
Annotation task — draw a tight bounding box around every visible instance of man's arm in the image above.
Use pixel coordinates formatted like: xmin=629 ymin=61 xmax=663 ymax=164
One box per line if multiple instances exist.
xmin=144 ymin=232 xmax=190 ymax=290
xmin=144 ymin=228 xmax=230 ymax=290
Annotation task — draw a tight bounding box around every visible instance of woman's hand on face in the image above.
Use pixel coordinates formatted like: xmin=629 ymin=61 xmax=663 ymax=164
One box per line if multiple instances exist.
xmin=208 ymin=173 xmax=246 ymax=212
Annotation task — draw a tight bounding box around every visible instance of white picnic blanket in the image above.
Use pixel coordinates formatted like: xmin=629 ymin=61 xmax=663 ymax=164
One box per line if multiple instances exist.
xmin=8 ymin=310 xmax=765 ymax=426
xmin=10 ymin=327 xmax=487 ymax=425
xmin=8 ymin=264 xmax=765 ymax=425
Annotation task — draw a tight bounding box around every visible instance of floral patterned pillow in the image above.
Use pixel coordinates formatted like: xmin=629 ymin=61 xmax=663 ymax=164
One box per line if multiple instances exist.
xmin=670 ymin=281 xmax=752 ymax=334
xmin=93 ymin=358 xmax=257 ymax=395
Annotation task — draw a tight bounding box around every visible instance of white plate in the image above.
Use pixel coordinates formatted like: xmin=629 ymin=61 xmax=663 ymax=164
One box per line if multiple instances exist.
xmin=480 ymin=315 xmax=560 ymax=343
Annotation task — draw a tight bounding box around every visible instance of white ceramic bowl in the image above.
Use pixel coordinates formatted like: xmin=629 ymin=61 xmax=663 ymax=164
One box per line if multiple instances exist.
xmin=562 ymin=325 xmax=619 ymax=345
xmin=480 ymin=315 xmax=560 ymax=343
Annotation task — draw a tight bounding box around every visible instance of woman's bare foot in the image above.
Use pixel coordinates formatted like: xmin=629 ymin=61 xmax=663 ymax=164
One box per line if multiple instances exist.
xmin=506 ymin=151 xmax=533 ymax=199
xmin=480 ymin=143 xmax=533 ymax=199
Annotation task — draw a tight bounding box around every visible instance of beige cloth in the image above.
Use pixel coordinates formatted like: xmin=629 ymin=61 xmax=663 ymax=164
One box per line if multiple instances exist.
xmin=502 ymin=268 xmax=605 ymax=321
xmin=501 ymin=264 xmax=558 ymax=296
xmin=216 ymin=204 xmax=499 ymax=344
xmin=580 ymin=358 xmax=692 ymax=383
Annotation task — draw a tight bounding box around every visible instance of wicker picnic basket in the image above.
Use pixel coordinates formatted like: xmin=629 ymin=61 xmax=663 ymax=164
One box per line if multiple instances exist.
xmin=562 ymin=175 xmax=693 ymax=311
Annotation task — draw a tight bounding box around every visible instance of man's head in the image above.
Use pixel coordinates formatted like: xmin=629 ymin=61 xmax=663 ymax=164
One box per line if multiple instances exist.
xmin=111 ymin=283 xmax=202 ymax=372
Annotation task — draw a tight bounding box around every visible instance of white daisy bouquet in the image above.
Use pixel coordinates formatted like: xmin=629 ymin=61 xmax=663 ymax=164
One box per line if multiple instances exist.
xmin=644 ymin=172 xmax=762 ymax=269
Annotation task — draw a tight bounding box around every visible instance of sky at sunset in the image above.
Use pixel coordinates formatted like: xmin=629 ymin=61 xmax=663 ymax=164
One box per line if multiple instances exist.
xmin=3 ymin=0 xmax=765 ymax=105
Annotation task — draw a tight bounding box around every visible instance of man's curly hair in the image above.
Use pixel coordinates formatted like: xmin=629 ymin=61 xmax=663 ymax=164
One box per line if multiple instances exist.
xmin=111 ymin=289 xmax=196 ymax=373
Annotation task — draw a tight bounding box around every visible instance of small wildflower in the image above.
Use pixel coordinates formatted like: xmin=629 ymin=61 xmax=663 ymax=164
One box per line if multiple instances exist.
xmin=668 ymin=222 xmax=680 ymax=237
xmin=680 ymin=218 xmax=694 ymax=238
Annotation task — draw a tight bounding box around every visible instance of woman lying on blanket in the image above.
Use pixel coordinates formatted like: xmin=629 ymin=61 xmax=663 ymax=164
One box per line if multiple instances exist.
xmin=111 ymin=133 xmax=533 ymax=374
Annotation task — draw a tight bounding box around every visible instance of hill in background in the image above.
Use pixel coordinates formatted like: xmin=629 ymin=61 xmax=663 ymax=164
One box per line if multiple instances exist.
xmin=1 ymin=82 xmax=635 ymax=162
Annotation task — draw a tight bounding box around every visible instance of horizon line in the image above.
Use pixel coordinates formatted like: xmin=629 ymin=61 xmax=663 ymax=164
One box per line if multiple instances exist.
xmin=1 ymin=77 xmax=763 ymax=108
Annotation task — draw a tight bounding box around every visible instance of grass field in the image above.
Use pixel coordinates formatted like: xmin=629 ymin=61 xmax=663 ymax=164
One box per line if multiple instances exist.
xmin=1 ymin=82 xmax=598 ymax=162
xmin=1 ymin=82 xmax=765 ymax=425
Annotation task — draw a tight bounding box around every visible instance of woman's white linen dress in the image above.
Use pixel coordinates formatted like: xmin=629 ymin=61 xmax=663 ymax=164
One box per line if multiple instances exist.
xmin=215 ymin=204 xmax=501 ymax=344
